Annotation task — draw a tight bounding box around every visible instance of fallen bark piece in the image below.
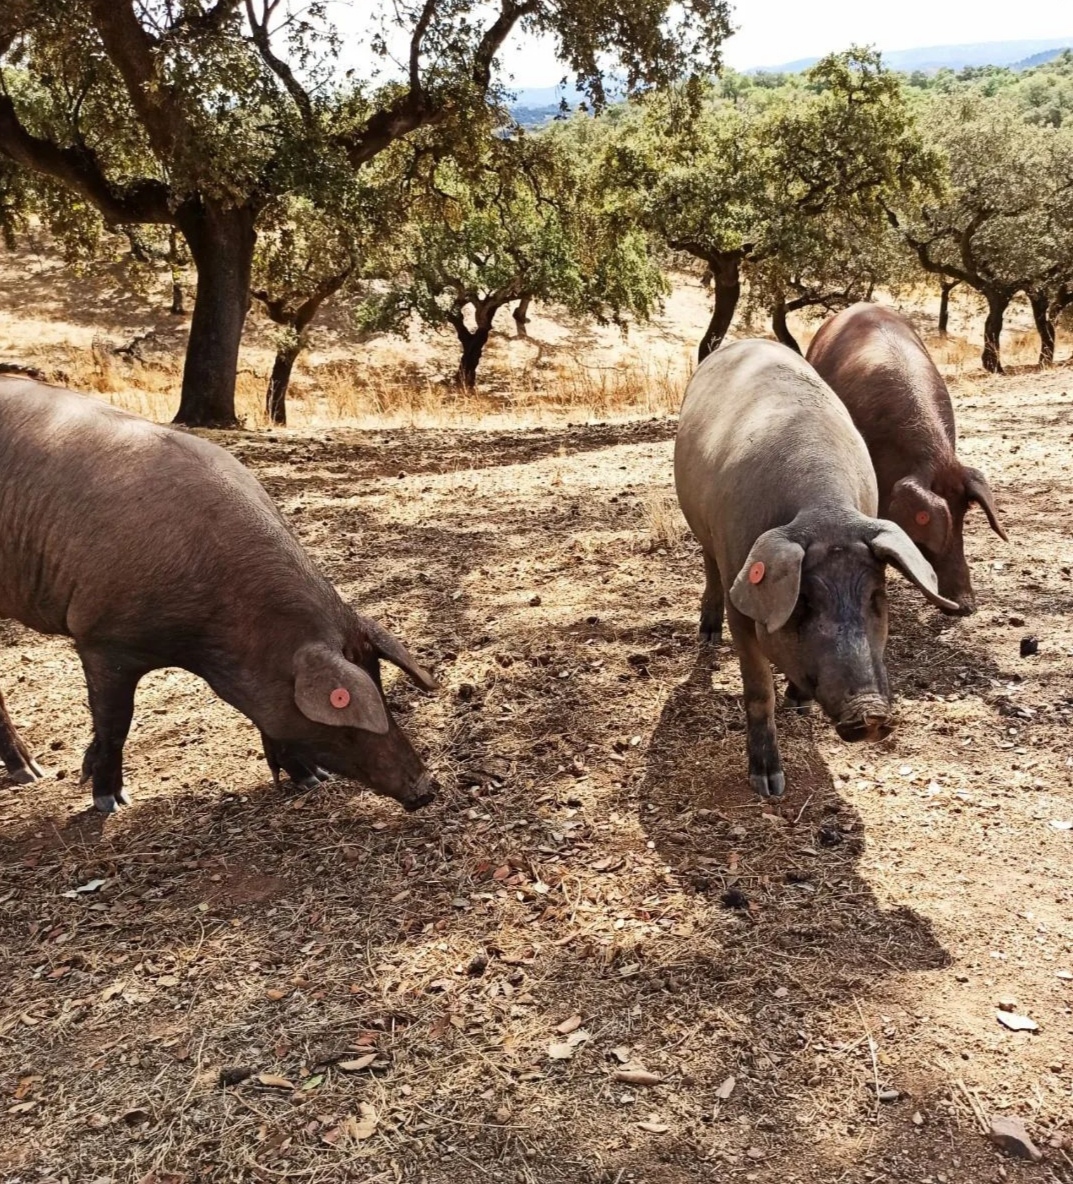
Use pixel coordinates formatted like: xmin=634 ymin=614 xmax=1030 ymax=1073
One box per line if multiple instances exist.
xmin=989 ymin=1116 xmax=1043 ymax=1162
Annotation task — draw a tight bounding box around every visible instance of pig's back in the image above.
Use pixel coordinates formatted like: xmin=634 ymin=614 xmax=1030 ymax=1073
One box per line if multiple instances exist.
xmin=674 ymin=340 xmax=876 ymax=575
xmin=0 ymin=378 xmax=323 ymax=642
xmin=807 ymin=304 xmax=956 ymax=472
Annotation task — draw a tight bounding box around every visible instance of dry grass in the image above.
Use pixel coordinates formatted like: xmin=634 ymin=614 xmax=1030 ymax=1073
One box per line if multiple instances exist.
xmin=642 ymin=491 xmax=687 ymax=553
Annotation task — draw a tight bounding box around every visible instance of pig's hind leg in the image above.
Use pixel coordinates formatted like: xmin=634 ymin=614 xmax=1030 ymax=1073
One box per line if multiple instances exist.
xmin=699 ymin=554 xmax=725 ymax=644
xmin=77 ymin=648 xmax=145 ymax=813
xmin=0 ymin=684 xmax=49 ymax=784
xmin=727 ymin=604 xmax=785 ymax=798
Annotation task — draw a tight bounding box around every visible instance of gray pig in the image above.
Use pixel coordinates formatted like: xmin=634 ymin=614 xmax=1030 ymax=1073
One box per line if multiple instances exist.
xmin=0 ymin=377 xmax=438 ymax=814
xmin=674 ymin=340 xmax=957 ymax=797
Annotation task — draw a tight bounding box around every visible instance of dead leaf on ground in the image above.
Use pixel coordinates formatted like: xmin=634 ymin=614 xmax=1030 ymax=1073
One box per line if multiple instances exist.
xmin=614 ymin=1067 xmax=662 ymax=1085
xmin=256 ymin=1072 xmax=295 ymax=1089
xmin=337 ymin=1053 xmax=377 ymax=1072
xmin=548 ymin=1029 xmax=590 ymax=1060
xmin=715 ymin=1075 xmax=736 ymax=1100
xmin=637 ymin=1119 xmax=669 ymax=1133
xmin=347 ymin=1102 xmax=378 ymax=1140
xmin=556 ymin=1014 xmax=583 ymax=1035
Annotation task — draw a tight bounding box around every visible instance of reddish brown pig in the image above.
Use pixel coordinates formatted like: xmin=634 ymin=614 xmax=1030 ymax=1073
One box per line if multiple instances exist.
xmin=807 ymin=303 xmax=1006 ymax=614
xmin=0 ymin=377 xmax=438 ymax=813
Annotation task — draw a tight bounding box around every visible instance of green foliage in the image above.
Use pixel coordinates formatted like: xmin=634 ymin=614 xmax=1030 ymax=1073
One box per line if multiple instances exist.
xmin=603 ymin=48 xmax=939 ymax=348
xmin=357 ymin=124 xmax=665 ymax=384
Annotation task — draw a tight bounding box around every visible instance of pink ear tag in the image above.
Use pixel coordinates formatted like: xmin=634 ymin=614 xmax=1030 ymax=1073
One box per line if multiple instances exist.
xmin=330 ymin=687 xmax=351 ymax=709
xmin=915 ymin=510 xmax=931 ymax=526
xmin=748 ymin=561 xmax=766 ymax=585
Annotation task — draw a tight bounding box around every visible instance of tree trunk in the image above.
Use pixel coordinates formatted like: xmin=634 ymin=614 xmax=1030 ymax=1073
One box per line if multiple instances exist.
xmin=981 ymin=292 xmax=1008 ymax=375
xmin=1029 ymin=290 xmax=1056 ymax=368
xmin=513 ymin=295 xmax=531 ymax=338
xmin=455 ymin=324 xmax=491 ymax=390
xmin=698 ymin=252 xmax=743 ymax=363
xmin=265 ymin=342 xmax=300 ymax=426
xmin=938 ymin=279 xmax=957 ymax=336
xmin=771 ymin=299 xmax=802 ymax=354
xmin=168 ymin=228 xmax=184 ymax=315
xmin=172 ymin=199 xmax=256 ymax=427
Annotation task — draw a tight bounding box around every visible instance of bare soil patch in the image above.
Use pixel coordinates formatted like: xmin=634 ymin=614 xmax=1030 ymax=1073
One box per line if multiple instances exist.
xmin=1 ymin=361 xmax=1072 ymax=1183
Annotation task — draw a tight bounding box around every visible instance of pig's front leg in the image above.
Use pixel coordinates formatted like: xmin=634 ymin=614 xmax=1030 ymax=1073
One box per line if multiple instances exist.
xmin=260 ymin=732 xmax=331 ymax=791
xmin=727 ymin=605 xmax=785 ymax=798
xmin=0 ymin=684 xmax=49 ymax=784
xmin=699 ymin=553 xmax=725 ymax=645
xmin=78 ymin=648 xmax=144 ymax=813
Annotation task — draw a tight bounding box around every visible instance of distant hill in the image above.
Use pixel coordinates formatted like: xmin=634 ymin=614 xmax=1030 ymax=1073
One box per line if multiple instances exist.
xmin=507 ymin=38 xmax=1073 ymax=126
xmin=1010 ymin=46 xmax=1072 ymax=70
xmin=755 ymin=37 xmax=1073 ymax=75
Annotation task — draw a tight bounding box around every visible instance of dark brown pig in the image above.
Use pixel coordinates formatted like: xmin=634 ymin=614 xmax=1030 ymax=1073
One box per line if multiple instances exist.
xmin=806 ymin=303 xmax=1006 ymax=614
xmin=0 ymin=377 xmax=438 ymax=813
xmin=674 ymin=340 xmax=957 ymax=798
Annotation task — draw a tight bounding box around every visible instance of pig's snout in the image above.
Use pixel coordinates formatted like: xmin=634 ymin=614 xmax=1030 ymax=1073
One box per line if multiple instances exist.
xmin=835 ymin=697 xmax=893 ymax=743
xmin=399 ymin=771 xmax=438 ymax=812
xmin=948 ymin=594 xmax=975 ymax=617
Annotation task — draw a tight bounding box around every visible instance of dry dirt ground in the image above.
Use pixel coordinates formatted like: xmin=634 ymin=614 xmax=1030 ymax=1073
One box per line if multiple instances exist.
xmin=0 ymin=251 xmax=1071 ymax=1183
xmin=1 ymin=366 xmax=1072 ymax=1184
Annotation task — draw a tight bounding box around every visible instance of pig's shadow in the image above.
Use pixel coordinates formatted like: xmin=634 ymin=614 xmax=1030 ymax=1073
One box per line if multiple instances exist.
xmin=633 ymin=642 xmax=948 ymax=977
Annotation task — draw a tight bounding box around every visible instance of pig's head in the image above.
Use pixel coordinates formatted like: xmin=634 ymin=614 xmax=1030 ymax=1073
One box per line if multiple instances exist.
xmin=887 ymin=466 xmax=1007 ymax=615
xmin=264 ymin=619 xmax=439 ymax=812
xmin=730 ymin=511 xmax=959 ymax=742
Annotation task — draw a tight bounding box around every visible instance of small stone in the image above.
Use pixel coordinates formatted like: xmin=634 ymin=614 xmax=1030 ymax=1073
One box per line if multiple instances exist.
xmin=913 ymin=1111 xmax=924 ymax=1126
xmin=995 ymin=995 xmax=1018 ymax=1013
xmin=878 ymin=1089 xmax=901 ymax=1103
xmin=1020 ymin=636 xmax=1039 ymax=657
xmin=996 ymin=1010 xmax=1038 ymax=1032
xmin=989 ymin=1116 xmax=1043 ymax=1162
xmin=529 ymin=595 xmax=542 ymax=607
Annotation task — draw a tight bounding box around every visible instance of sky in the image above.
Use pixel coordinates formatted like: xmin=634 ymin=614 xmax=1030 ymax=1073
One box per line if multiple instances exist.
xmin=490 ymin=0 xmax=1073 ymax=82
xmin=325 ymin=0 xmax=1073 ymax=89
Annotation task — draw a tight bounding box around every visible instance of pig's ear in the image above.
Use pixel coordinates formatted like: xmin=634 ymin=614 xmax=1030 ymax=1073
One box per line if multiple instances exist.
xmin=729 ymin=529 xmax=805 ymax=633
xmin=889 ymin=476 xmax=952 ymax=554
xmin=963 ymin=466 xmax=1008 ymax=541
xmin=366 ymin=620 xmax=439 ymax=692
xmin=867 ymin=521 xmax=960 ymax=612
xmin=293 ymin=644 xmax=390 ymax=734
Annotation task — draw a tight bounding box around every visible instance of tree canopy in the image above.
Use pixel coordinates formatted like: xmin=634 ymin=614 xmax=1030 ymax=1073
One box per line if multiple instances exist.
xmin=0 ymin=0 xmax=730 ymax=424
xmin=358 ymin=124 xmax=666 ymax=389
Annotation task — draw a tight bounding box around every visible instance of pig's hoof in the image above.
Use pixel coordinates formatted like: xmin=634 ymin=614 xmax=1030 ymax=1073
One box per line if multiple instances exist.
xmin=115 ymin=787 xmax=131 ymax=806
xmin=93 ymin=793 xmax=120 ymax=814
xmin=750 ymin=771 xmax=785 ymax=798
xmin=785 ymin=686 xmax=813 ymax=714
xmin=8 ymin=760 xmax=50 ymax=784
xmin=292 ymin=768 xmax=330 ymax=791
xmin=698 ymin=620 xmax=723 ymax=645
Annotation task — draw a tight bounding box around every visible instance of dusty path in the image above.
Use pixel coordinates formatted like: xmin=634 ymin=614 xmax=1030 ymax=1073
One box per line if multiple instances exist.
xmin=0 ymin=367 xmax=1071 ymax=1183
